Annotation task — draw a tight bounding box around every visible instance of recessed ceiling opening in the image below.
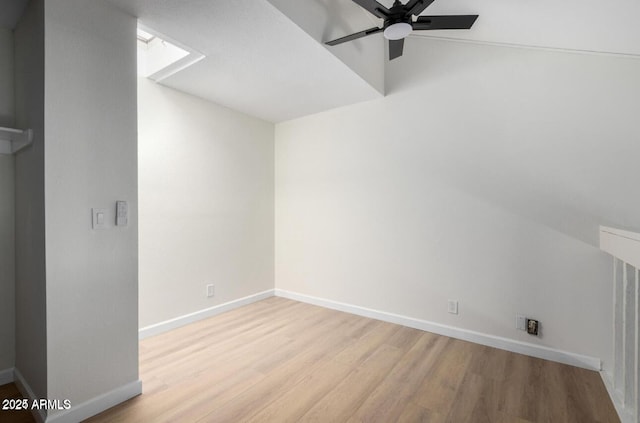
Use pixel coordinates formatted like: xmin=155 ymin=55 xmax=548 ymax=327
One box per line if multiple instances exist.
xmin=137 ymin=25 xmax=205 ymax=82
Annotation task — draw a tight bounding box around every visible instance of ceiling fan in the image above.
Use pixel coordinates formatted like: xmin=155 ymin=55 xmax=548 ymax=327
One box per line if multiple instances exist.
xmin=325 ymin=0 xmax=478 ymax=60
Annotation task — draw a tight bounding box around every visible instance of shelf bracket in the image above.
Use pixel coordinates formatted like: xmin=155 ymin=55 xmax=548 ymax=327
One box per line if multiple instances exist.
xmin=0 ymin=127 xmax=34 ymax=155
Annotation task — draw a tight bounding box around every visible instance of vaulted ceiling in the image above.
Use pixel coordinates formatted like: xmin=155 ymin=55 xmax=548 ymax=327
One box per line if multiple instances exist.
xmin=381 ymin=0 xmax=640 ymax=56
xmin=105 ymin=0 xmax=384 ymax=122
xmin=104 ymin=0 xmax=640 ymax=122
xmin=6 ymin=0 xmax=640 ymax=122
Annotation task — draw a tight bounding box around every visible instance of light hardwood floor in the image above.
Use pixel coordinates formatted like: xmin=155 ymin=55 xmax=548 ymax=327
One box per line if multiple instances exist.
xmin=0 ymin=383 xmax=34 ymax=423
xmin=2 ymin=297 xmax=620 ymax=422
xmin=88 ymin=297 xmax=618 ymax=422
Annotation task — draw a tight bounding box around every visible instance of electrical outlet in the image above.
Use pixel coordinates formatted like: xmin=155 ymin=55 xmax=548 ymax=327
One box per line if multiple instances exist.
xmin=526 ymin=318 xmax=539 ymax=336
xmin=516 ymin=314 xmax=527 ymax=331
xmin=206 ymin=284 xmax=215 ymax=298
xmin=447 ymin=300 xmax=458 ymax=315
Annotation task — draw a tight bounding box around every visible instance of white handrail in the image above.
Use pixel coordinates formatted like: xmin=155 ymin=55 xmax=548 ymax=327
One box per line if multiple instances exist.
xmin=601 ymin=226 xmax=640 ymax=269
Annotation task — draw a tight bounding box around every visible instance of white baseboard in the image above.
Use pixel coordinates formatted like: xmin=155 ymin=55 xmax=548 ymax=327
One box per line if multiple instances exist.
xmin=14 ymin=367 xmax=46 ymax=423
xmin=46 ymin=379 xmax=142 ymax=423
xmin=0 ymin=367 xmax=14 ymax=385
xmin=13 ymin=368 xmax=141 ymax=423
xmin=601 ymin=371 xmax=634 ymax=423
xmin=138 ymin=288 xmax=602 ymax=371
xmin=275 ymin=289 xmax=602 ymax=371
xmin=139 ymin=289 xmax=275 ymax=340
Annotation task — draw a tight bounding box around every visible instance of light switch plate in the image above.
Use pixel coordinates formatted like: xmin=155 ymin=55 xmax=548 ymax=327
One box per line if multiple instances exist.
xmin=116 ymin=201 xmax=128 ymax=226
xmin=92 ymin=208 xmax=107 ymax=229
xmin=516 ymin=314 xmax=527 ymax=331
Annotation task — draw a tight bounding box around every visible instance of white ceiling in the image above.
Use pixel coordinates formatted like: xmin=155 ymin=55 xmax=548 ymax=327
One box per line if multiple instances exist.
xmin=105 ymin=0 xmax=383 ymax=123
xmin=106 ymin=0 xmax=640 ymax=122
xmin=402 ymin=0 xmax=640 ymax=57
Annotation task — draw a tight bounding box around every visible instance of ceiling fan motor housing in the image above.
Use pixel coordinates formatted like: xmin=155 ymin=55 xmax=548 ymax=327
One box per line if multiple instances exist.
xmin=383 ymin=1 xmax=413 ymax=40
xmin=384 ymin=1 xmax=412 ymax=26
xmin=383 ymin=16 xmax=412 ymax=29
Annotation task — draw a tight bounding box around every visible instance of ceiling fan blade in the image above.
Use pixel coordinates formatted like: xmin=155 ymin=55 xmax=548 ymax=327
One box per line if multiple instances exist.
xmin=325 ymin=26 xmax=383 ymax=46
xmin=405 ymin=0 xmax=436 ymax=17
xmin=413 ymin=15 xmax=479 ymax=30
xmin=352 ymin=0 xmax=390 ymax=19
xmin=389 ymin=39 xmax=404 ymax=60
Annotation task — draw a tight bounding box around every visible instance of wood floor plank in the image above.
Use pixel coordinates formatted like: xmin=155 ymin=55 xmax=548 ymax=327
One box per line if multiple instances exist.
xmin=86 ymin=298 xmax=620 ymax=423
xmin=139 ymin=299 xmax=306 ymax=373
xmin=500 ymin=354 xmax=560 ymax=422
xmin=144 ymin=310 xmax=352 ymax=422
xmin=572 ymin=366 xmax=620 ymax=422
xmin=244 ymin=357 xmax=354 ymax=423
xmin=141 ymin=301 xmax=323 ymax=381
xmin=0 ymin=383 xmax=35 ymax=423
xmin=331 ymin=320 xmax=399 ymax=367
xmin=384 ymin=325 xmax=424 ymax=350
xmin=411 ymin=337 xmax=475 ymax=415
xmin=445 ymin=372 xmax=501 ymax=423
xmin=194 ymin=332 xmax=356 ymax=422
xmin=348 ymin=332 xmax=450 ymax=422
xmin=396 ymin=401 xmax=445 ymax=423
xmin=298 ymin=343 xmax=406 ymax=422
xmin=466 ymin=344 xmax=511 ymax=381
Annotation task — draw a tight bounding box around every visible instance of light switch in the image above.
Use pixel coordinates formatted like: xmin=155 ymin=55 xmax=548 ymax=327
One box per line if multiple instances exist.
xmin=92 ymin=208 xmax=107 ymax=229
xmin=116 ymin=201 xmax=128 ymax=226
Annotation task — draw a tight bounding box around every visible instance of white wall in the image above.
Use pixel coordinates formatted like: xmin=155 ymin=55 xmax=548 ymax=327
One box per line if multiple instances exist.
xmin=0 ymin=27 xmax=15 ymax=373
xmin=275 ymin=38 xmax=640 ymax=369
xmin=0 ymin=27 xmax=14 ymax=125
xmin=138 ymin=78 xmax=274 ymax=328
xmin=44 ymin=0 xmax=139 ymax=415
xmin=0 ymin=154 xmax=14 ymax=373
xmin=14 ymin=0 xmax=47 ymax=399
xmin=384 ymin=39 xmax=640 ymax=247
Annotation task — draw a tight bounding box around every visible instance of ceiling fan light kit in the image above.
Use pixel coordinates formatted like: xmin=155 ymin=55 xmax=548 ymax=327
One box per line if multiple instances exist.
xmin=384 ymin=22 xmax=413 ymax=40
xmin=325 ymin=0 xmax=478 ymax=60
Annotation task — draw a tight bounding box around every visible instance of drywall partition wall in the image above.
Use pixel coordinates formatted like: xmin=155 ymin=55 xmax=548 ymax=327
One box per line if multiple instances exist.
xmin=0 ymin=28 xmax=15 ymax=374
xmin=44 ymin=0 xmax=140 ymax=419
xmin=0 ymin=155 xmax=14 ymax=374
xmin=0 ymin=27 xmax=14 ymax=125
xmin=138 ymin=78 xmax=275 ymax=328
xmin=274 ymin=37 xmax=640 ymax=370
xmin=14 ymin=0 xmax=47 ymax=401
xmin=386 ymin=39 xmax=640 ymax=247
